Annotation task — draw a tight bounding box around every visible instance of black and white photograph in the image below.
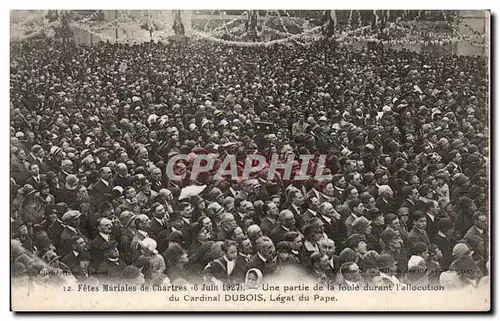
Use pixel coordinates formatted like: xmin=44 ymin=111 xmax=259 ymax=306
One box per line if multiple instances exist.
xmin=9 ymin=8 xmax=490 ymax=311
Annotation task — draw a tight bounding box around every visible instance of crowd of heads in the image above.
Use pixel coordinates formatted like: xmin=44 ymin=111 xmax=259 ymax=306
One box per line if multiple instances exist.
xmin=10 ymin=35 xmax=489 ymax=290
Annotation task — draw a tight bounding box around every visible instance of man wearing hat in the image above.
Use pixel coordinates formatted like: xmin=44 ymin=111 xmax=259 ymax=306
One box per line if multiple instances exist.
xmin=380 ymin=227 xmax=407 ymax=277
xmin=161 ymin=211 xmax=184 ymax=240
xmin=90 ymin=217 xmax=116 ymax=272
xmin=345 ymin=234 xmax=368 ymax=262
xmin=33 ymin=227 xmax=55 ymax=257
xmin=207 ymin=202 xmax=225 ymax=224
xmin=408 ymin=211 xmax=431 ymax=249
xmin=373 ymin=253 xmax=401 ymax=286
xmin=97 ymin=241 xmax=126 ymax=281
xmin=450 ymin=173 xmax=471 ymax=206
xmin=118 ymin=211 xmax=138 ymax=265
xmin=44 ymin=202 xmax=68 ymax=251
xmin=60 ymin=210 xmax=89 ymax=257
xmin=463 ymin=211 xmax=488 ymax=267
xmin=352 ymin=216 xmax=377 ymax=252
xmin=136 ymin=177 xmax=158 ymax=208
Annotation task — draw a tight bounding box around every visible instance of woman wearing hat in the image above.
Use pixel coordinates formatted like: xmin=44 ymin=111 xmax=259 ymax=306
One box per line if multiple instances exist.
xmin=372 ymin=253 xmax=401 ymax=287
xmin=163 ymin=243 xmax=189 ymax=284
xmin=42 ymin=250 xmax=71 ymax=274
xmin=122 ymin=266 xmax=146 ymax=285
xmin=135 ymin=238 xmax=167 ymax=283
xmin=18 ymin=187 xmax=46 ymax=226
xmin=11 ymin=220 xmax=34 ymax=252
xmin=244 ymin=268 xmax=263 ymax=290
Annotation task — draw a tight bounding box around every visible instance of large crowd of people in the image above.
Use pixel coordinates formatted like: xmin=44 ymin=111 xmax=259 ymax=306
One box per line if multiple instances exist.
xmin=10 ymin=35 xmax=489 ymax=291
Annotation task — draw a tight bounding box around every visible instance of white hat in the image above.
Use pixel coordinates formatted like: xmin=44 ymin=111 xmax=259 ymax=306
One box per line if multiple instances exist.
xmin=147 ymin=114 xmax=159 ymax=125
xmin=201 ymin=118 xmax=211 ymax=127
xmin=140 ymin=238 xmax=158 ymax=254
xmin=98 ymin=218 xmax=113 ymax=227
xmin=382 ymin=105 xmax=391 ymax=112
xmin=159 ymin=115 xmax=169 ymax=126
xmin=408 ymin=255 xmax=426 ymax=270
xmin=61 ymin=159 xmax=73 ymax=167
xmin=132 ymin=96 xmax=141 ymax=102
xmin=319 ymin=116 xmax=328 ymax=122
xmin=188 ymin=123 xmax=197 ymax=131
xmin=112 ymin=186 xmax=124 ymax=195
xmin=341 ymin=147 xmax=352 ymax=157
xmin=50 ymin=146 xmax=62 ymax=156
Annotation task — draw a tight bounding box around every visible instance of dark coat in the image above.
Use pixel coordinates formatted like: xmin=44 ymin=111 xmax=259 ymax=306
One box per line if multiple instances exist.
xmin=60 ymin=226 xmax=89 ymax=257
xmin=97 ymin=258 xmax=126 ymax=280
xmin=90 ymin=233 xmax=114 ymax=272
xmin=62 ymin=250 xmax=90 ymax=281
xmin=245 ymin=253 xmax=278 ymax=277
xmin=148 ymin=218 xmax=169 ymax=241
xmin=260 ymin=217 xmax=277 ymax=237
xmin=25 ymin=175 xmax=47 ymax=191
xmin=287 ymin=204 xmax=304 ymax=219
xmin=400 ymin=199 xmax=417 ymax=214
xmin=318 ymin=215 xmax=345 ymax=252
xmin=203 ymin=255 xmax=247 ymax=283
xmin=270 ymin=225 xmax=293 ymax=244
xmin=47 ymin=219 xmax=64 ymax=250
xmin=90 ymin=180 xmax=112 ymax=206
xmin=119 ymin=227 xmax=137 ymax=265
xmin=425 ymin=214 xmax=439 ymax=241
xmin=297 ymin=209 xmax=319 ymax=230
xmin=375 ymin=197 xmax=397 ymax=214
xmin=150 ymin=180 xmax=166 ymax=193
xmin=408 ymin=226 xmax=431 ymax=249
xmin=58 ymin=187 xmax=77 ymax=208
xmin=62 ymin=251 xmax=80 ymax=273
xmin=112 ymin=174 xmax=131 ymax=188
xmin=463 ymin=226 xmax=486 ymax=262
xmin=26 ymin=154 xmax=49 ymax=174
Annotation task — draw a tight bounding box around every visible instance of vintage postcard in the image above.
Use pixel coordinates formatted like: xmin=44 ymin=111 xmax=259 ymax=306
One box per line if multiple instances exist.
xmin=10 ymin=9 xmax=490 ymax=311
